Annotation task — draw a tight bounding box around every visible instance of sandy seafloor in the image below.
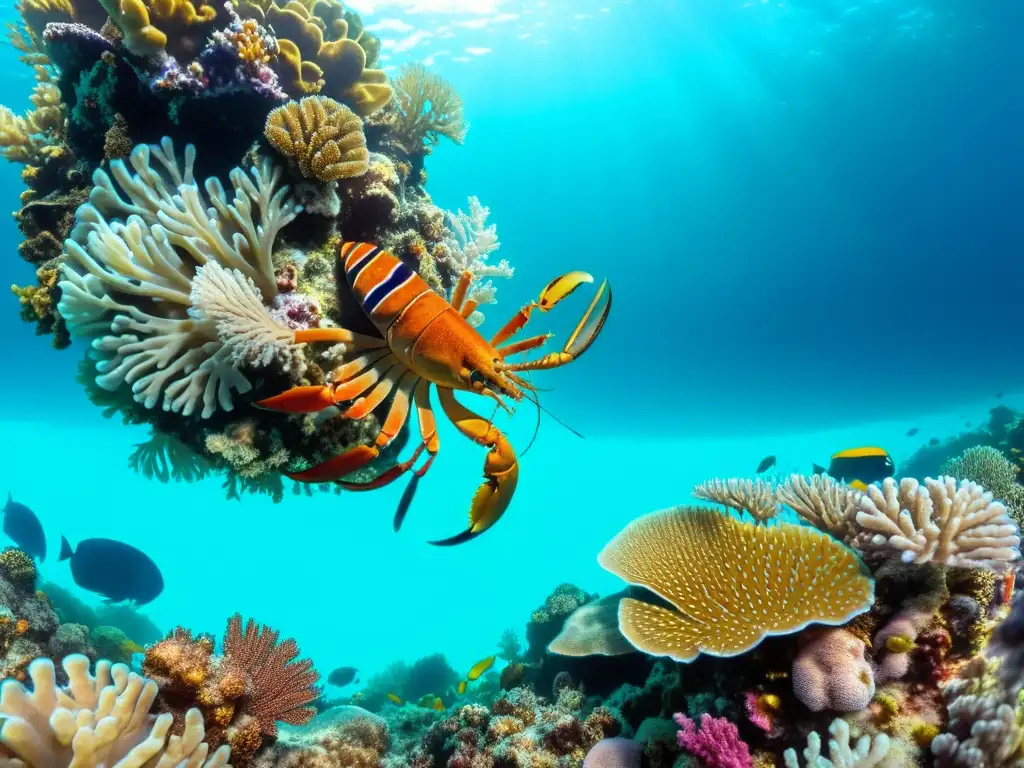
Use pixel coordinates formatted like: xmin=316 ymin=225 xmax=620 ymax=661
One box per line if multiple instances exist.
xmin=1 ymin=392 xmax=1013 ymax=684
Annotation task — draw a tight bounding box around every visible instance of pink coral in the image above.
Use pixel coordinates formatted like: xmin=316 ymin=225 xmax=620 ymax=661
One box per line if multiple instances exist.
xmin=792 ymin=627 xmax=875 ymax=712
xmin=270 ymin=291 xmax=321 ymax=330
xmin=673 ymin=713 xmax=753 ymax=768
xmin=744 ymin=691 xmax=773 ymax=733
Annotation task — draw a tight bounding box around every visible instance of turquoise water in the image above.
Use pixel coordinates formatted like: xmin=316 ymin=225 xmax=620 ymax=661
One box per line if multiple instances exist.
xmin=1 ymin=0 xmax=1021 ymax=689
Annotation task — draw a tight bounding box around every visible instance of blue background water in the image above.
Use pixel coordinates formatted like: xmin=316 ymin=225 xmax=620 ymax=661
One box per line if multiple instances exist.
xmin=1 ymin=0 xmax=1022 ymax=688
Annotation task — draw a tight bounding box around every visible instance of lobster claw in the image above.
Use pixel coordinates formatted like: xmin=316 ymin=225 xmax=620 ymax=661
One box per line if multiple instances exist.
xmin=539 ymin=271 xmax=594 ymax=311
xmin=431 ymin=388 xmax=521 ymax=546
xmin=255 ymin=385 xmax=336 ymax=413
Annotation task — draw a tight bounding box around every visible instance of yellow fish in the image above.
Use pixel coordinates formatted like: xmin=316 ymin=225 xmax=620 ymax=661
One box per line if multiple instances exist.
xmin=467 ymin=655 xmax=495 ymax=682
xmin=386 ymin=693 xmax=402 ymax=705
xmin=826 ymin=447 xmax=894 ymax=490
xmin=457 ymin=680 xmax=468 ymax=696
xmin=433 ymin=698 xmax=444 ymax=711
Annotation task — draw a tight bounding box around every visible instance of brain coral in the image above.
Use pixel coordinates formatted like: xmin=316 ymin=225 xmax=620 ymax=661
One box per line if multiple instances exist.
xmin=598 ymin=506 xmax=875 ymax=662
xmin=265 ymin=95 xmax=369 ymax=181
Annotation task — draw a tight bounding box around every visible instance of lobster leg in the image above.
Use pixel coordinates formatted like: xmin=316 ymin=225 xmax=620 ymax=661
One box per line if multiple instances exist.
xmin=429 ymin=386 xmax=519 ymax=546
xmin=505 ymin=278 xmax=611 ymax=373
xmin=451 ymin=270 xmax=473 ymax=312
xmin=490 ymin=271 xmax=596 ymax=347
xmin=498 ymin=334 xmax=552 ymax=358
xmin=294 ymin=327 xmax=386 ymax=349
xmin=460 ymin=299 xmax=479 ymax=320
xmin=291 ymin=372 xmax=415 ymax=484
xmin=254 ymin=351 xmax=395 ymax=414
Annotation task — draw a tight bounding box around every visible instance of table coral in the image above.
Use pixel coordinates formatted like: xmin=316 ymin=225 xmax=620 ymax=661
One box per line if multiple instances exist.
xmin=58 ymin=136 xmax=303 ymax=418
xmin=598 ymin=506 xmax=874 ymax=662
xmin=854 ymin=477 xmax=1020 ymax=568
xmin=692 ymin=477 xmax=780 ymax=523
xmin=0 ymin=654 xmax=230 ymax=767
xmin=265 ymin=95 xmax=369 ymax=182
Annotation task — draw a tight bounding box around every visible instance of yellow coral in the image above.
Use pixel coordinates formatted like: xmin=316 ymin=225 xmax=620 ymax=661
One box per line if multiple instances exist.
xmin=265 ymin=95 xmax=369 ymax=181
xmin=598 ymin=507 xmax=874 ymax=662
xmin=238 ymin=0 xmax=391 ymax=114
xmin=98 ymin=0 xmax=220 ymax=60
xmin=912 ymin=722 xmax=939 ymax=748
xmin=390 ymin=62 xmax=468 ymax=152
xmin=15 ymin=0 xmax=73 ymax=36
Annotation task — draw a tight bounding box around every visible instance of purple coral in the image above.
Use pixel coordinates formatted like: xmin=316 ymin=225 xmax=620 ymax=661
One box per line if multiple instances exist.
xmin=674 ymin=713 xmax=753 ymax=768
xmin=269 ymin=291 xmax=321 ymax=330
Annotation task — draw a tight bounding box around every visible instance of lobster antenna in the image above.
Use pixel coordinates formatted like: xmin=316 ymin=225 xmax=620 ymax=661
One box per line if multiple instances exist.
xmin=522 ymin=371 xmax=543 ymax=456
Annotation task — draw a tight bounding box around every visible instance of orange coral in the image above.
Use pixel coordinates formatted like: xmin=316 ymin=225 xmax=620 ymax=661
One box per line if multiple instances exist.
xmin=14 ymin=619 xmax=28 ymax=635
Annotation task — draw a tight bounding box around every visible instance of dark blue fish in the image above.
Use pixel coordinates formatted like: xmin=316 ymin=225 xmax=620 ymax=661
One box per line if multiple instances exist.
xmin=328 ymin=666 xmax=359 ymax=687
xmin=928 ymin=437 xmax=940 ymax=446
xmin=906 ymin=428 xmax=919 ymax=437
xmin=59 ymin=537 xmax=163 ymax=605
xmin=4 ymin=493 xmax=46 ymax=561
xmin=755 ymin=455 xmax=776 ymax=474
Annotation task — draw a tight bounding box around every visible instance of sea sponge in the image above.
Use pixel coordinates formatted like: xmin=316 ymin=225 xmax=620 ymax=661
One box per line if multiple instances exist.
xmin=692 ymin=477 xmax=780 ymax=523
xmin=0 ymin=654 xmax=230 ymax=766
xmin=598 ymin=506 xmax=874 ymax=662
xmin=854 ymin=477 xmax=1020 ymax=567
xmin=792 ymin=628 xmax=875 ymax=712
xmin=265 ymin=96 xmax=369 ymax=182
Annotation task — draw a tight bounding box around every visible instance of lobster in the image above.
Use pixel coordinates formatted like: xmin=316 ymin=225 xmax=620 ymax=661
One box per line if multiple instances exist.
xmin=257 ymin=242 xmax=611 ymax=545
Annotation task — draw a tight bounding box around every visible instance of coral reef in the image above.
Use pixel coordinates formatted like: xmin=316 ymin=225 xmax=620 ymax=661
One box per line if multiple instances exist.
xmin=0 ymin=653 xmax=230 ymax=766
xmin=692 ymin=477 xmax=780 ymax=522
xmin=265 ymin=95 xmax=369 ymax=182
xmin=388 ymin=62 xmax=467 ymax=155
xmin=142 ymin=613 xmax=321 ymax=765
xmin=598 ymin=506 xmax=875 ymax=661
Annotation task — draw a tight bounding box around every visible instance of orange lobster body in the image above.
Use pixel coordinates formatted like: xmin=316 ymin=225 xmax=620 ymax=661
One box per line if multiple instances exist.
xmin=258 ymin=242 xmax=611 ymax=545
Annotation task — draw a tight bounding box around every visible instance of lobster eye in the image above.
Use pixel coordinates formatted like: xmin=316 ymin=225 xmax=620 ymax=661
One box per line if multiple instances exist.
xmin=469 ymin=370 xmax=486 ymax=387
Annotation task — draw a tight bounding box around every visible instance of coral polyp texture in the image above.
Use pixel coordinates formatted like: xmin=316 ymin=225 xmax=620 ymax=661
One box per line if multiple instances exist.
xmin=264 ymin=96 xmax=369 ymax=182
xmin=777 ymin=473 xmax=862 ymax=542
xmin=0 ymin=653 xmax=230 ymax=767
xmin=597 ymin=506 xmax=875 ymax=662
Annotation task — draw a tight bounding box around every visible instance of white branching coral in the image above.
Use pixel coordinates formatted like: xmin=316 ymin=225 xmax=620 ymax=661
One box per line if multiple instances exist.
xmin=692 ymin=477 xmax=779 ymax=522
xmin=854 ymin=477 xmax=1020 ymax=568
xmin=783 ymin=718 xmax=890 ymax=767
xmin=932 ymin=656 xmax=1024 ymax=767
xmin=778 ymin=474 xmax=862 ymax=542
xmin=57 ymin=137 xmax=304 ymax=418
xmin=0 ymin=654 xmax=231 ymax=767
xmin=440 ymin=196 xmax=512 ymax=324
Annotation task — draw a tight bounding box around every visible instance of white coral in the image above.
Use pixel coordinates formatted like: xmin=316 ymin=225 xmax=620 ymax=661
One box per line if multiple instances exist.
xmin=783 ymin=719 xmax=889 ymax=768
xmin=854 ymin=476 xmax=1020 ymax=567
xmin=57 ymin=137 xmax=303 ymax=418
xmin=778 ymin=474 xmax=862 ymax=541
xmin=440 ymin=196 xmax=513 ymax=324
xmin=0 ymin=654 xmax=231 ymax=767
xmin=692 ymin=477 xmax=780 ymax=522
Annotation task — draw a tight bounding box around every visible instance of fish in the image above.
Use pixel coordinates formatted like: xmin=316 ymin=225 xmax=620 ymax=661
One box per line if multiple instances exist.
xmin=59 ymin=536 xmax=163 ymax=605
xmin=433 ymin=698 xmax=444 ymax=711
xmin=457 ymin=680 xmax=468 ymax=696
xmin=905 ymin=428 xmax=919 ymax=437
xmin=386 ymin=693 xmax=402 ymax=705
xmin=928 ymin=438 xmax=940 ymax=446
xmin=467 ymin=655 xmax=496 ymax=682
xmin=755 ymin=455 xmax=776 ymax=474
xmin=825 ymin=447 xmax=894 ymax=489
xmin=3 ymin=494 xmax=46 ymax=561
xmin=811 ymin=463 xmax=827 ymax=476
xmin=328 ymin=666 xmax=358 ymax=687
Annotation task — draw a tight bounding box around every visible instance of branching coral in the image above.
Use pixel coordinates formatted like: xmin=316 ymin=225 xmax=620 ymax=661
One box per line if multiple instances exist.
xmin=128 ymin=428 xmax=213 ymax=483
xmin=58 ymin=137 xmax=305 ymax=418
xmin=673 ymin=713 xmax=752 ymax=768
xmin=854 ymin=477 xmax=1020 ymax=568
xmin=778 ymin=473 xmax=861 ymax=541
xmin=0 ymin=654 xmax=230 ymax=767
xmin=143 ymin=614 xmax=320 ymax=766
xmin=931 ymin=655 xmax=1024 ymax=766
xmin=783 ymin=718 xmax=890 ymax=767
xmin=265 ymin=95 xmax=369 ymax=182
xmin=389 ymin=62 xmax=467 ymax=153
xmin=692 ymin=477 xmax=780 ymax=523
xmin=598 ymin=506 xmax=874 ymax=662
